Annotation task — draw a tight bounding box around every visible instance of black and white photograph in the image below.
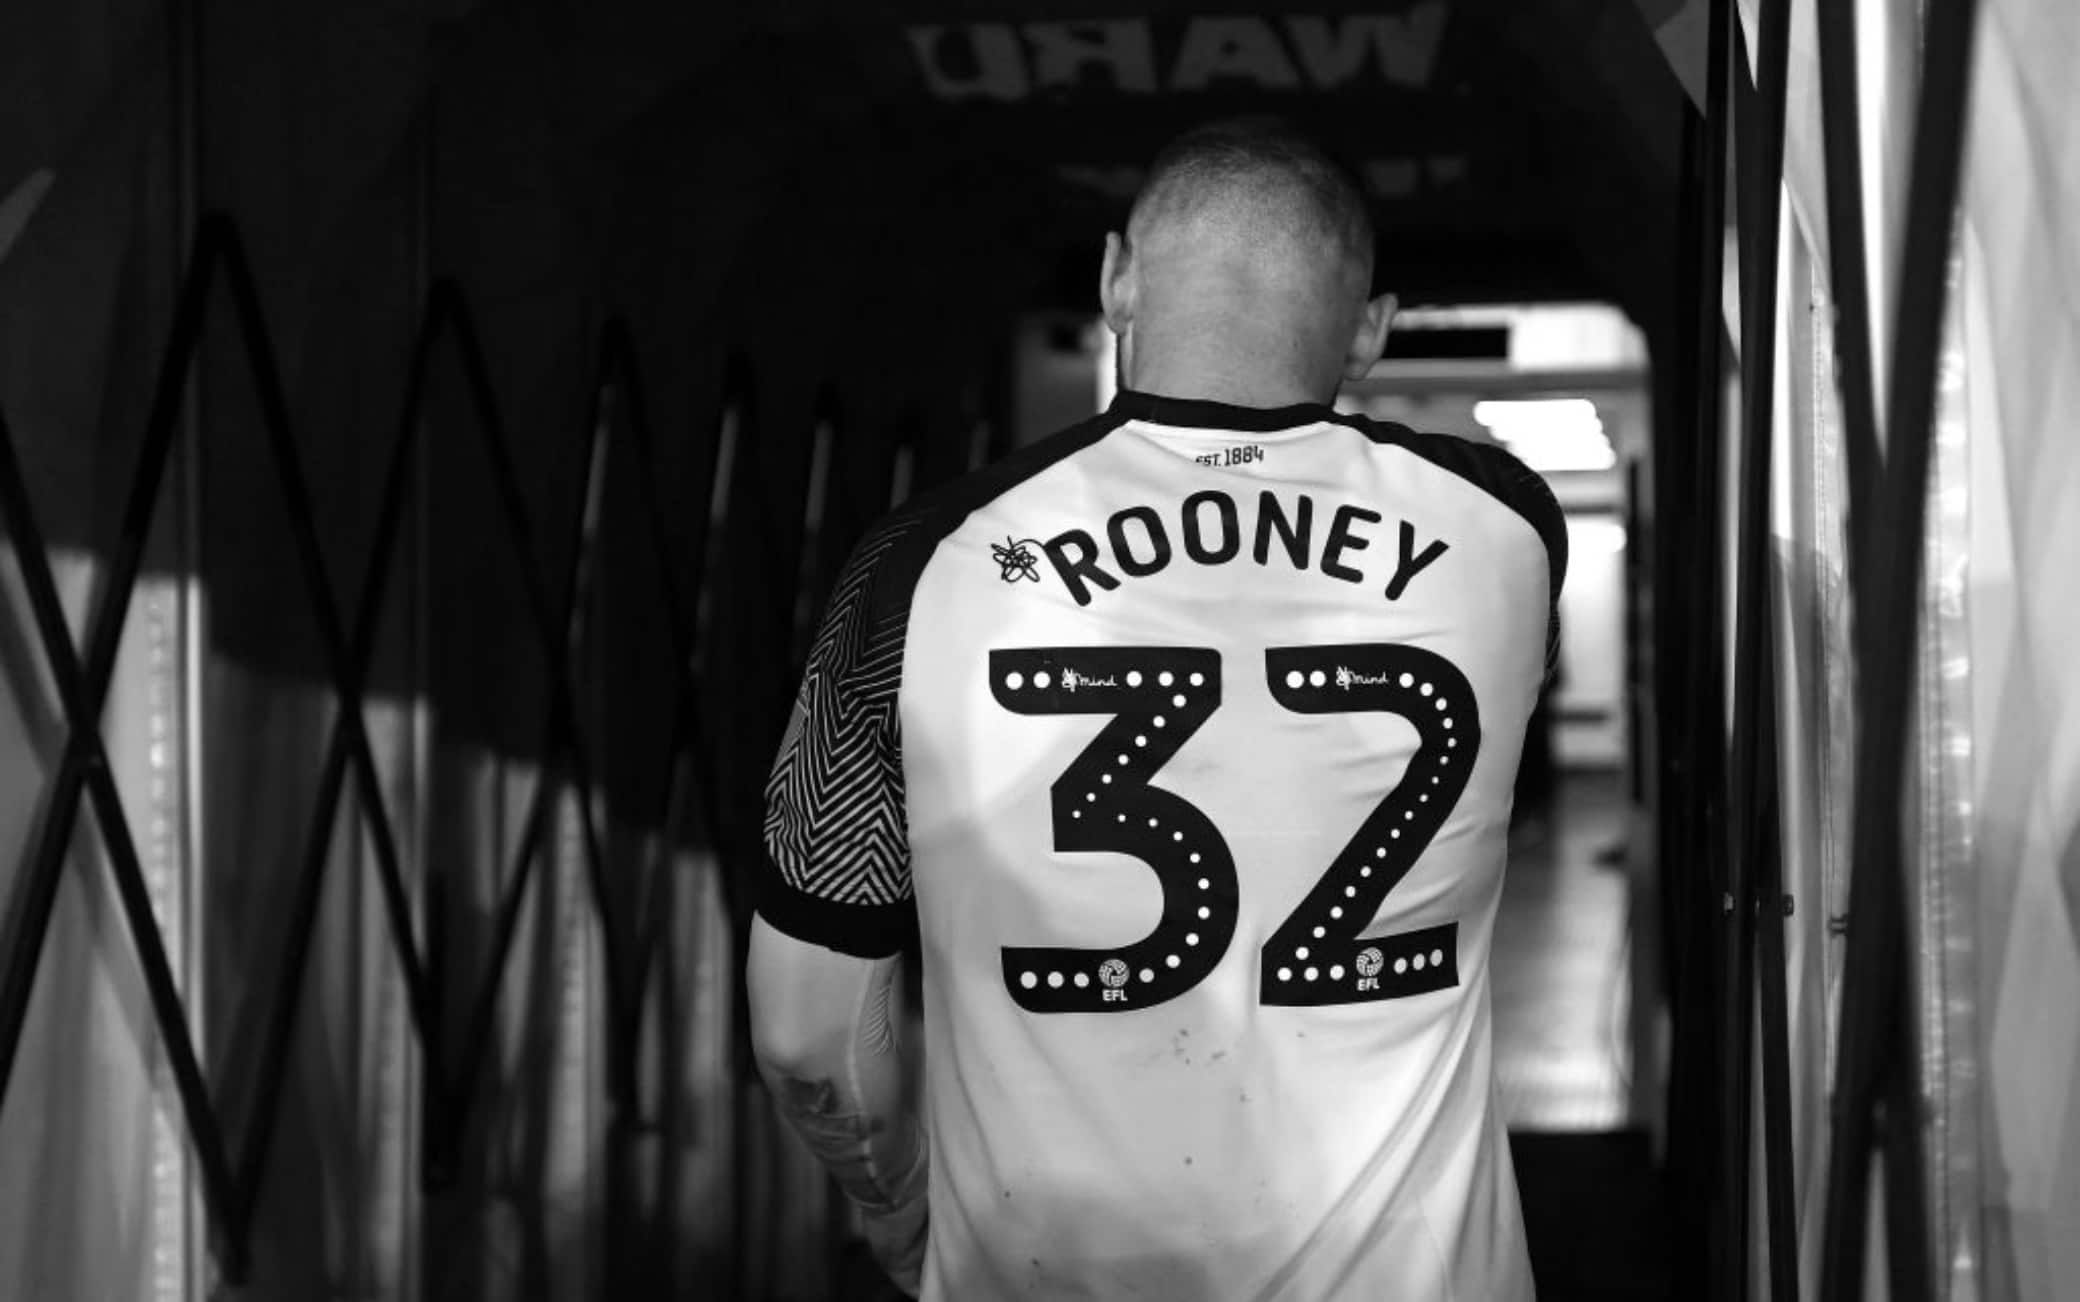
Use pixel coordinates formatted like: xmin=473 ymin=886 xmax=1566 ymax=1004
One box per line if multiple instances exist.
xmin=0 ymin=0 xmax=2071 ymax=1298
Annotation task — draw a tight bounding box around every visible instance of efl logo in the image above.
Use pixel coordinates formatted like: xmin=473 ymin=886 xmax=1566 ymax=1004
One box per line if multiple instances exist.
xmin=1098 ymin=957 xmax=1131 ymax=1003
xmin=1355 ymin=946 xmax=1385 ymax=992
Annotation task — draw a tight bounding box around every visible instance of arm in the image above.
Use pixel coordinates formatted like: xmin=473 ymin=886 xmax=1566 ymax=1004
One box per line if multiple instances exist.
xmin=746 ymin=913 xmax=928 ymax=1295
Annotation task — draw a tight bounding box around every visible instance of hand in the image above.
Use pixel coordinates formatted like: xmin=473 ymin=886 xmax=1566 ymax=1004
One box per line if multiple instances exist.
xmin=862 ymin=1191 xmax=928 ymax=1296
xmin=860 ymin=1126 xmax=929 ymax=1296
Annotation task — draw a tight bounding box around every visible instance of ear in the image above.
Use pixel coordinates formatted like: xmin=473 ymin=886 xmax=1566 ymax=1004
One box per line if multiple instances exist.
xmin=1342 ymin=292 xmax=1398 ymax=381
xmin=1099 ymin=231 xmax=1136 ymax=332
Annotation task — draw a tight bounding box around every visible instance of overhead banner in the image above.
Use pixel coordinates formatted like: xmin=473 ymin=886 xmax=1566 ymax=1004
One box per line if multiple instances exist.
xmin=903 ymin=9 xmax=1452 ymax=100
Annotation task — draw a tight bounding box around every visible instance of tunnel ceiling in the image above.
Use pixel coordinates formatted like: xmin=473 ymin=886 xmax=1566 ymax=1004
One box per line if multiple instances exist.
xmin=547 ymin=0 xmax=1688 ymax=325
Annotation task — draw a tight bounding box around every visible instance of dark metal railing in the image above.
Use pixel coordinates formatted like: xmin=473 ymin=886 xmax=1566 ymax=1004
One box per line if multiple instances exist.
xmin=1725 ymin=0 xmax=1798 ymax=1295
xmin=0 ymin=212 xmax=904 ymax=1285
xmin=1660 ymin=0 xmax=1732 ymax=1284
xmin=0 ymin=214 xmax=415 ymax=1276
xmin=1684 ymin=0 xmax=1984 ymax=1290
xmin=414 ymin=270 xmax=641 ymax=1181
xmin=1818 ymin=0 xmax=1983 ymax=1293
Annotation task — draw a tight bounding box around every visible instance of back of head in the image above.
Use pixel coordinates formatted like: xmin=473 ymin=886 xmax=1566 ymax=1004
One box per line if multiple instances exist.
xmin=1109 ymin=118 xmax=1381 ymax=404
xmin=1127 ymin=117 xmax=1374 ymax=305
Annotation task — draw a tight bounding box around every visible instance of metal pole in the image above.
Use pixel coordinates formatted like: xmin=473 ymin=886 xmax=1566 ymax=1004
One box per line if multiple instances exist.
xmin=1662 ymin=0 xmax=1733 ymax=1286
xmin=1819 ymin=0 xmax=1982 ymax=1292
xmin=1724 ymin=0 xmax=1793 ymax=1290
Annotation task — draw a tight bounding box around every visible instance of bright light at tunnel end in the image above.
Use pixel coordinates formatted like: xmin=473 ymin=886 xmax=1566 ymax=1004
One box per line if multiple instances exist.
xmin=1472 ymin=397 xmax=1617 ymax=472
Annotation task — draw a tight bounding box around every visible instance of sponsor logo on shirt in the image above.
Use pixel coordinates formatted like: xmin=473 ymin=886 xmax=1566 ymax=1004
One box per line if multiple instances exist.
xmin=1334 ymin=665 xmax=1395 ymax=690
xmin=1060 ymin=668 xmax=1116 ymax=692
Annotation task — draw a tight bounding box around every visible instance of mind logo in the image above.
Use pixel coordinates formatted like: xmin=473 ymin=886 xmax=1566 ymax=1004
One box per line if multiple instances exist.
xmin=1334 ymin=665 xmax=1392 ymax=690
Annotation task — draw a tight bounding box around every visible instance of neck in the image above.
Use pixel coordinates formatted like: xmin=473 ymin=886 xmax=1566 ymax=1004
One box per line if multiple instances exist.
xmin=1125 ymin=360 xmax=1329 ymax=409
xmin=1120 ymin=309 xmax=1341 ymax=409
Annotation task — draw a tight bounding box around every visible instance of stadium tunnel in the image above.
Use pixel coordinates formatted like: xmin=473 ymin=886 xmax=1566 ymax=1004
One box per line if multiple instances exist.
xmin=4 ymin=0 xmax=2075 ymax=1298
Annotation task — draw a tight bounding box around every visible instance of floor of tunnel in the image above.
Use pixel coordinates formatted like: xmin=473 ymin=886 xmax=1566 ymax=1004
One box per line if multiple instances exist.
xmin=1494 ymin=769 xmax=1636 ymax=1131
xmin=1510 ymin=1127 xmax=1672 ymax=1300
xmin=1497 ymin=769 xmax=1671 ymax=1298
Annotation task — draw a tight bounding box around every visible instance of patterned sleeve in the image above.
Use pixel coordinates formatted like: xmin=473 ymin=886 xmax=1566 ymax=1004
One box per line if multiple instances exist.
xmin=757 ymin=517 xmax=922 ymax=958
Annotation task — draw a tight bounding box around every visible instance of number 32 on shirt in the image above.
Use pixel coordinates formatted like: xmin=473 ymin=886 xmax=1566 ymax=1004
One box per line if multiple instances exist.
xmin=989 ymin=643 xmax=1480 ymax=1014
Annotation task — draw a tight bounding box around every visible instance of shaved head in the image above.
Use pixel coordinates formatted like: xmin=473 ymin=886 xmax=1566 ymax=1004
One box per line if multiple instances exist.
xmin=1101 ymin=118 xmax=1393 ymax=407
xmin=1126 ymin=117 xmax=1375 ymax=300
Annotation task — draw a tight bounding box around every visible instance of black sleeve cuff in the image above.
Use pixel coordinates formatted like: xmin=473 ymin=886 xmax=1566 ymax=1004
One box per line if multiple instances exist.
xmin=753 ymin=857 xmax=916 ymax=958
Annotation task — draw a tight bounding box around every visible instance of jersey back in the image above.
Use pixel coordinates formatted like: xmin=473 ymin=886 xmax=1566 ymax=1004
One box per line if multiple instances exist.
xmin=761 ymin=390 xmax=1567 ymax=1301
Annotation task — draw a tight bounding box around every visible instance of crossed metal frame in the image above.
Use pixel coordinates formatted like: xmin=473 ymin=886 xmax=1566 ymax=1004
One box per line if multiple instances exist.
xmin=1815 ymin=0 xmax=1983 ymax=1292
xmin=0 ymin=211 xmax=911 ymax=1283
xmin=1718 ymin=0 xmax=1796 ymax=1289
xmin=1696 ymin=0 xmax=1985 ymax=1294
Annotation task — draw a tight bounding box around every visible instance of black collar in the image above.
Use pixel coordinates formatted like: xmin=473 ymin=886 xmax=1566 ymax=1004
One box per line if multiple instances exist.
xmin=1107 ymin=388 xmax=1346 ymax=433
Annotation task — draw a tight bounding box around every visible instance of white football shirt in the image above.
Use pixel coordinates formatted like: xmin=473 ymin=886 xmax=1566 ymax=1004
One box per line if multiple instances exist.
xmin=761 ymin=389 xmax=1566 ymax=1301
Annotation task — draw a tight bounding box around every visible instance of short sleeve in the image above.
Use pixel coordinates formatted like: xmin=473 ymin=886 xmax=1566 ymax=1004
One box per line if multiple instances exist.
xmin=1476 ymin=444 xmax=1568 ymax=681
xmin=757 ymin=518 xmax=923 ymax=957
xmin=1391 ymin=429 xmax=1568 ymax=682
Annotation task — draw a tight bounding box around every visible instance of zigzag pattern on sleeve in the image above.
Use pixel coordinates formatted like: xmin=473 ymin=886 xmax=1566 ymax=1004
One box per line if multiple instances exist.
xmin=762 ymin=512 xmax=923 ymax=907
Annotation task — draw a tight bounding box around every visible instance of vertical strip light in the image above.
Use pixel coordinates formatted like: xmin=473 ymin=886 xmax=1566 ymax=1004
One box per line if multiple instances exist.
xmin=1915 ymin=244 xmax=1979 ymax=1294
